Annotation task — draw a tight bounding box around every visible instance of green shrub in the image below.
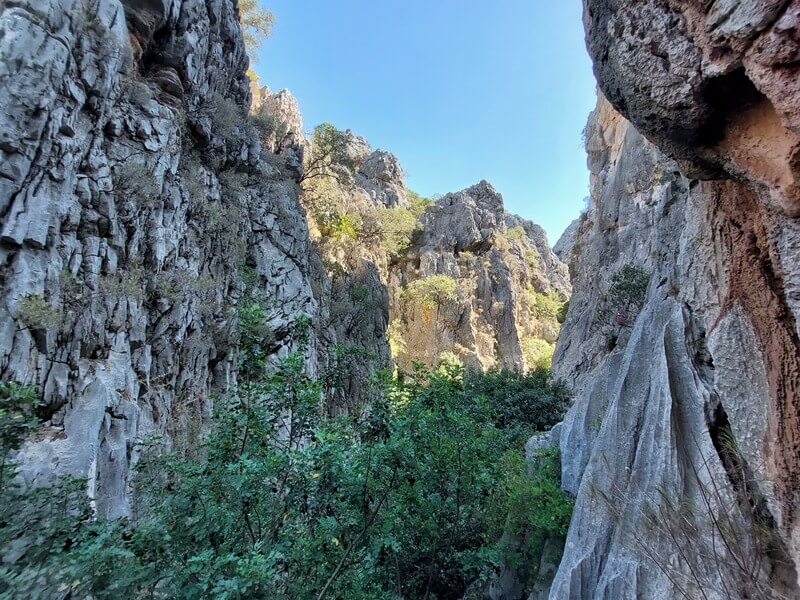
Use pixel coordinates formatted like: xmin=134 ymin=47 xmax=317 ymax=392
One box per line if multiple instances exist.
xmin=361 ymin=206 xmax=418 ymax=257
xmin=319 ymin=211 xmax=360 ymax=241
xmin=387 ymin=319 xmax=407 ymax=358
xmin=301 ymin=123 xmax=358 ymax=186
xmin=239 ymin=0 xmax=275 ymax=53
xmin=0 ymin=361 xmax=572 ymax=599
xmin=17 ymin=295 xmax=63 ymax=330
xmin=524 ymin=288 xmax=565 ymax=322
xmin=209 ymin=93 xmax=244 ymax=144
xmin=506 ymin=226 xmax=526 ymax=241
xmin=114 ymin=162 xmax=159 ymax=206
xmin=464 ymin=367 xmax=570 ymax=444
xmin=522 ymin=336 xmax=555 ymax=371
xmin=607 ymin=264 xmax=650 ymax=317
xmin=406 ymin=189 xmax=434 ymax=218
xmin=524 ymin=249 xmax=539 ymax=271
xmin=492 ymin=448 xmax=573 ymax=540
xmin=401 ymin=275 xmax=459 ymax=310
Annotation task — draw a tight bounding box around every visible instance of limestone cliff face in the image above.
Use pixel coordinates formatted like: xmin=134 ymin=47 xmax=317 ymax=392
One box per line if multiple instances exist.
xmin=390 ymin=181 xmax=570 ymax=372
xmin=0 ymin=0 xmax=320 ymax=518
xmin=552 ymin=2 xmax=800 ymax=597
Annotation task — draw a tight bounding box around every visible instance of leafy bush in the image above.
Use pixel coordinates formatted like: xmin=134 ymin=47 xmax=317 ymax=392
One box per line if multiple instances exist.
xmin=387 ymin=319 xmax=407 ymax=358
xmin=0 ymin=354 xmax=572 ymax=599
xmin=319 ymin=211 xmax=361 ymax=241
xmin=301 ymin=123 xmax=358 ymax=186
xmin=360 ymin=206 xmax=418 ymax=258
xmin=607 ymin=264 xmax=650 ymax=319
xmin=464 ymin=367 xmax=570 ymax=444
xmin=491 ymin=448 xmax=573 ymax=540
xmin=522 ymin=336 xmax=555 ymax=371
xmin=401 ymin=275 xmax=459 ymax=310
xmin=524 ymin=249 xmax=539 ymax=271
xmin=209 ymin=93 xmax=244 ymax=144
xmin=17 ymin=295 xmax=63 ymax=330
xmin=114 ymin=161 xmax=159 ymax=206
xmin=506 ymin=226 xmax=526 ymax=241
xmin=239 ymin=0 xmax=275 ymax=53
xmin=406 ymin=189 xmax=434 ymax=218
xmin=524 ymin=288 xmax=565 ymax=322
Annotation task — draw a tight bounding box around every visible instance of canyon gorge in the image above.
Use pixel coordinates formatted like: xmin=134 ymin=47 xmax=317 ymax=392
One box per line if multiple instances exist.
xmin=0 ymin=0 xmax=799 ymax=598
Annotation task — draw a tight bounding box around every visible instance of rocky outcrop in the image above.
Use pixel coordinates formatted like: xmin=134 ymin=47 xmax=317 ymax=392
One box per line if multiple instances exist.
xmin=0 ymin=0 xmax=321 ymax=518
xmin=390 ymin=181 xmax=570 ymax=372
xmin=552 ymin=2 xmax=800 ymax=596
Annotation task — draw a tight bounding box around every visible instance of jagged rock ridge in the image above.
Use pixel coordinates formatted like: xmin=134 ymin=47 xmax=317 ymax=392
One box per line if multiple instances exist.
xmin=390 ymin=181 xmax=570 ymax=372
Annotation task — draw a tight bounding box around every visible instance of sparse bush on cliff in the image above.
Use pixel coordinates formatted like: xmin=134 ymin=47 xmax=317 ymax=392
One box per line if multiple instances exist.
xmin=300 ymin=123 xmax=358 ymax=187
xmin=406 ymin=189 xmax=434 ymax=218
xmin=360 ymin=206 xmax=419 ymax=258
xmin=114 ymin=161 xmax=159 ymax=207
xmin=239 ymin=0 xmax=275 ymax=53
xmin=607 ymin=264 xmax=650 ymax=319
xmin=594 ymin=264 xmax=651 ymax=348
xmin=524 ymin=288 xmax=565 ymax=322
xmin=506 ymin=225 xmax=526 ymax=241
xmin=209 ymin=93 xmax=244 ymax=144
xmin=401 ymin=275 xmax=459 ymax=310
xmin=17 ymin=295 xmax=63 ymax=331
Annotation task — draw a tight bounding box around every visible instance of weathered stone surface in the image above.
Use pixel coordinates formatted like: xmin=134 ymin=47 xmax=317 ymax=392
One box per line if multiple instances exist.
xmin=0 ymin=0 xmax=319 ymax=518
xmin=550 ymin=91 xmax=800 ymax=598
xmin=391 ymin=181 xmax=570 ymax=372
xmin=584 ymin=0 xmax=800 ymax=212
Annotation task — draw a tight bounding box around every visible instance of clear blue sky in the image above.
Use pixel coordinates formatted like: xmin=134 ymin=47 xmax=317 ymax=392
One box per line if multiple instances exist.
xmin=253 ymin=1 xmax=597 ymax=243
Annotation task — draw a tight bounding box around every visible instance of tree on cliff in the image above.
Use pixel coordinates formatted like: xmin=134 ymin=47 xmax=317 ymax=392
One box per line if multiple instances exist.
xmin=239 ymin=0 xmax=274 ymax=53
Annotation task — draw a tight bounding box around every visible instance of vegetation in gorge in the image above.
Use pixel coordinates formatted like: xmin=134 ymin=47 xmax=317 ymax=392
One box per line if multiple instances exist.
xmin=595 ymin=264 xmax=651 ymax=349
xmin=0 ymin=314 xmax=571 ymax=599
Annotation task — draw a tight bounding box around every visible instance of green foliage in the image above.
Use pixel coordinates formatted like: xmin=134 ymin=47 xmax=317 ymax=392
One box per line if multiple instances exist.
xmin=239 ymin=0 xmax=275 ymax=53
xmin=437 ymin=350 xmax=464 ymax=371
xmin=17 ymin=295 xmax=63 ymax=330
xmin=464 ymin=368 xmax=570 ymax=445
xmin=402 ymin=275 xmax=459 ymax=310
xmin=521 ymin=337 xmax=555 ymax=371
xmin=0 ymin=382 xmax=38 ymax=461
xmin=209 ymin=93 xmax=244 ymax=144
xmin=607 ymin=264 xmax=650 ymax=318
xmin=492 ymin=449 xmax=573 ymax=540
xmin=237 ymin=302 xmax=276 ymax=380
xmin=0 ymin=356 xmax=572 ymax=599
xmin=387 ymin=319 xmax=407 ymax=358
xmin=406 ymin=189 xmax=434 ymax=218
xmin=524 ymin=249 xmax=539 ymax=271
xmin=114 ymin=161 xmax=159 ymax=206
xmin=524 ymin=288 xmax=565 ymax=322
xmin=361 ymin=206 xmax=418 ymax=258
xmin=302 ymin=123 xmax=358 ymax=186
xmin=319 ymin=211 xmax=361 ymax=241
xmin=506 ymin=226 xmax=526 ymax=241
xmin=0 ymin=382 xmax=93 ymax=598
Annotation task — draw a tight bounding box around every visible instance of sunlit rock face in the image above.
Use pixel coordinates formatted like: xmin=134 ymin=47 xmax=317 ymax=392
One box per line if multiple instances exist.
xmin=0 ymin=0 xmax=320 ymax=518
xmin=551 ymin=1 xmax=800 ymax=597
xmin=389 ymin=181 xmax=570 ymax=373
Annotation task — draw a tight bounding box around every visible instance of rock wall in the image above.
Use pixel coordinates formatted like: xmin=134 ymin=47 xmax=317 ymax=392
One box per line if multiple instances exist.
xmin=0 ymin=0 xmax=320 ymax=518
xmin=552 ymin=1 xmax=800 ymax=597
xmin=390 ymin=181 xmax=570 ymax=372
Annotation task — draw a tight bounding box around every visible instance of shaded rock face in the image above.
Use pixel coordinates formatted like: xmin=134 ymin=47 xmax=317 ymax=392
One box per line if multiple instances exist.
xmin=0 ymin=0 xmax=320 ymax=518
xmin=391 ymin=181 xmax=570 ymax=372
xmin=552 ymin=0 xmax=800 ymax=593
